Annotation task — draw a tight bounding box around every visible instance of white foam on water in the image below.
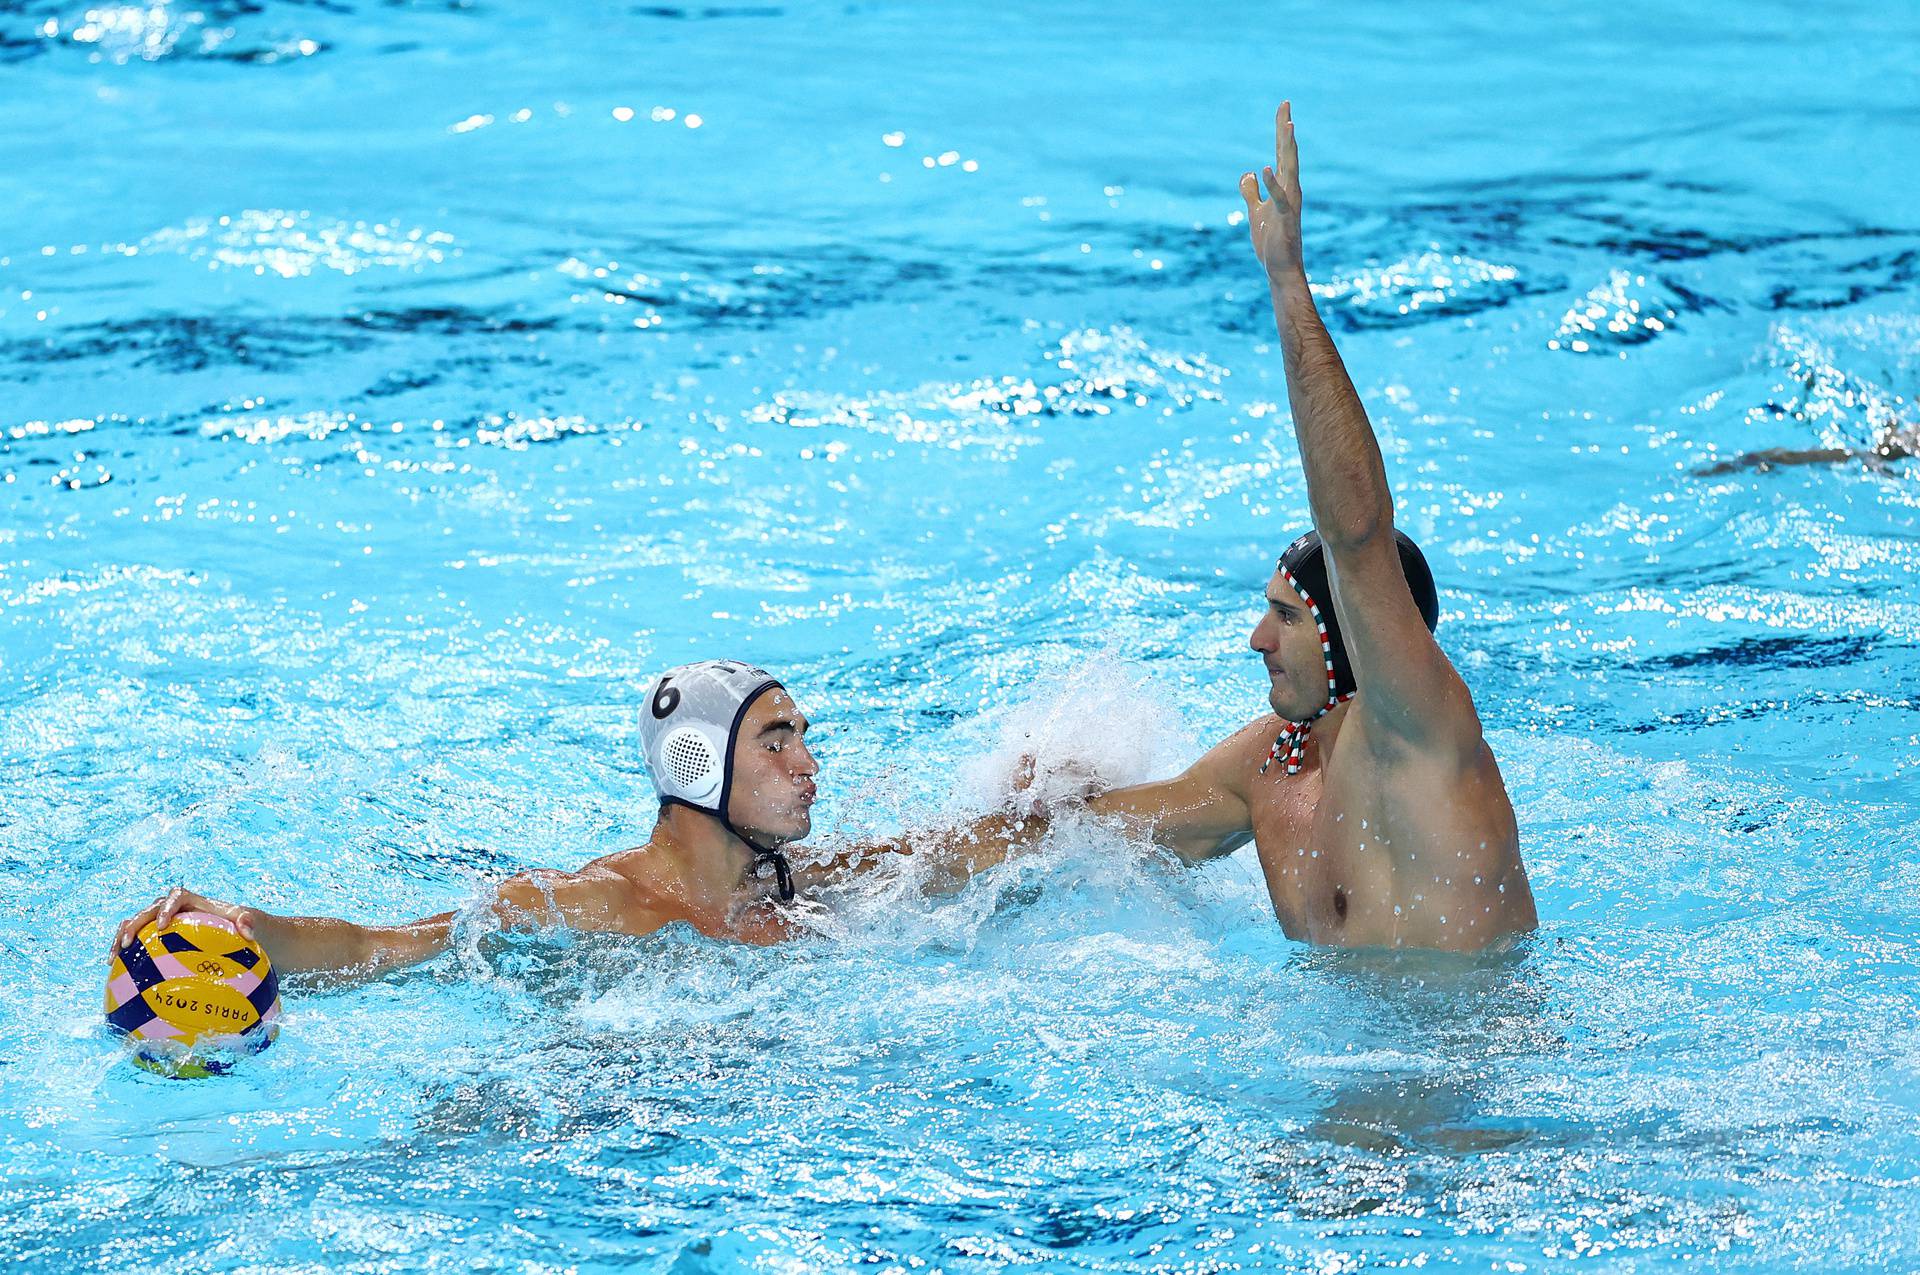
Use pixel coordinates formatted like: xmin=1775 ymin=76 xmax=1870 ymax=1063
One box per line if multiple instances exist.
xmin=948 ymin=652 xmax=1195 ymax=818
xmin=784 ymin=654 xmax=1252 ymax=959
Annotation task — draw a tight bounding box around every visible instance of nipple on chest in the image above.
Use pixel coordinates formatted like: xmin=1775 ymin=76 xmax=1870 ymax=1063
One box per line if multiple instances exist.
xmin=1333 ymin=887 xmax=1348 ymax=921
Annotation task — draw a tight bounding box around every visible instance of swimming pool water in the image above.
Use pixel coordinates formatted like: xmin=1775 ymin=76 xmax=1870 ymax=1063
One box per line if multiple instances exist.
xmin=3 ymin=1 xmax=1919 ymax=1270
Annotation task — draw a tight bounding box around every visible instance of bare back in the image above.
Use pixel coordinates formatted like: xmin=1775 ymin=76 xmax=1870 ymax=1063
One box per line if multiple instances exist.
xmin=584 ymin=847 xmax=798 ymax=946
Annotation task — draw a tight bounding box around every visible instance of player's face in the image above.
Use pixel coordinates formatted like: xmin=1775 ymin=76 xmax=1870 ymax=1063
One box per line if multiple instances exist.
xmin=726 ymin=688 xmax=819 ymax=845
xmin=1249 ymin=571 xmax=1328 ymax=721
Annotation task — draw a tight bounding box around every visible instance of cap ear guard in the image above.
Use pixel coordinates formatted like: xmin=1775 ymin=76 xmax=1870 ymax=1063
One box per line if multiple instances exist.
xmin=639 ymin=659 xmax=782 ymax=813
xmin=659 ymin=726 xmax=722 ymax=803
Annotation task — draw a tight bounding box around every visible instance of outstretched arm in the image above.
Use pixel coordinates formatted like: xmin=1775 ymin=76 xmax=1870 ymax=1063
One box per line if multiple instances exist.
xmin=794 ymin=721 xmax=1268 ymax=891
xmin=791 ymin=708 xmax=1281 ymax=895
xmin=1242 ymin=103 xmax=1480 ymax=760
xmin=110 ymin=887 xmax=453 ymax=983
xmin=790 ymin=797 xmax=1061 ymax=896
xmin=111 ymin=866 xmax=653 ymax=986
xmin=1086 ymin=717 xmax=1268 ymax=862
xmin=788 ymin=754 xmax=1082 ymax=895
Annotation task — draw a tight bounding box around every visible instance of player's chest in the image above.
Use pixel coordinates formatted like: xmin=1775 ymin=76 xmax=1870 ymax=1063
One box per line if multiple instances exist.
xmin=1247 ymin=767 xmax=1339 ymax=934
xmin=1247 ymin=761 xmax=1397 ymax=943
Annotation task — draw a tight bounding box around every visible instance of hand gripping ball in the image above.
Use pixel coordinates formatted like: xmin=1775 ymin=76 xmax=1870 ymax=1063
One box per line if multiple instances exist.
xmin=105 ymin=910 xmax=282 ymax=1079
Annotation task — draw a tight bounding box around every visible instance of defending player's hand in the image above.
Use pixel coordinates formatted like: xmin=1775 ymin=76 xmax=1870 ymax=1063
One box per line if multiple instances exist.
xmin=1240 ymin=101 xmax=1306 ymax=280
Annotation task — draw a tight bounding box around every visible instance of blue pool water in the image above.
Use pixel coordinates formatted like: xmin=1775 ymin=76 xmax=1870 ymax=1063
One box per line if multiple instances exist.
xmin=4 ymin=1 xmax=1920 ymax=1269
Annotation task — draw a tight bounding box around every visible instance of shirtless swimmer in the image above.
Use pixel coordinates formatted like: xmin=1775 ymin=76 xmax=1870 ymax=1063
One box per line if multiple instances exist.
xmin=111 ymin=661 xmax=1043 ymax=981
xmin=1084 ymin=103 xmax=1537 ymax=952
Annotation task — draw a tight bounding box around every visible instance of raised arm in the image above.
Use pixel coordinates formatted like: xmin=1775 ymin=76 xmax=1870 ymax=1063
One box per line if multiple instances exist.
xmin=111 ymin=866 xmax=654 ymax=986
xmin=1241 ymin=103 xmax=1480 ymax=759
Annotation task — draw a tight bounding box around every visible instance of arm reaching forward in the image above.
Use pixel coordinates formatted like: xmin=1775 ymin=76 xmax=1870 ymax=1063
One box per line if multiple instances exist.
xmin=790 ymin=721 xmax=1266 ymax=890
xmin=111 ymin=867 xmax=654 ymax=986
xmin=1085 ymin=717 xmax=1268 ymax=862
xmin=1240 ymin=103 xmax=1481 ymax=761
xmin=790 ymin=751 xmax=1107 ymax=895
xmin=791 ymin=806 xmax=1060 ymax=897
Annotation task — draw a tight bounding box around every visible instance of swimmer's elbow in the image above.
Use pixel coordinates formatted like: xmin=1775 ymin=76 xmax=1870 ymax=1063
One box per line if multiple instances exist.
xmin=1318 ymin=505 xmax=1392 ymax=552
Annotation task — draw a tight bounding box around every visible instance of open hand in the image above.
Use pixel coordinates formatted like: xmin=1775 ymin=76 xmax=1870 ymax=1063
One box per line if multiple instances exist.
xmin=1010 ymin=752 xmax=1107 ymax=817
xmin=111 ymin=885 xmax=262 ymax=954
xmin=1239 ymin=101 xmax=1305 ymax=280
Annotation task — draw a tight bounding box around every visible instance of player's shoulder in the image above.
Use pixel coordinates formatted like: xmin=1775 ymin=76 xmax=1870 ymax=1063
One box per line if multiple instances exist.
xmin=579 ymin=849 xmax=667 ymax=899
xmin=1338 ymin=695 xmax=1496 ymax=804
xmin=1194 ymin=714 xmax=1283 ymax=782
xmin=577 ymin=852 xmax=692 ymax=935
xmin=500 ymin=861 xmax=628 ymax=906
xmin=1347 ymin=677 xmax=1486 ymax=768
xmin=1221 ymin=713 xmax=1284 ymax=755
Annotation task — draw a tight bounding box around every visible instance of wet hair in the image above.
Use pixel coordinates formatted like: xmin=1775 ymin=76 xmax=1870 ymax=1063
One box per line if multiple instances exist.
xmin=1275 ymin=528 xmax=1439 ymax=701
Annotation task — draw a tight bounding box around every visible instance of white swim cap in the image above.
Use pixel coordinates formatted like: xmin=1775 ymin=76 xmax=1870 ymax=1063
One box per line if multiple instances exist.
xmin=640 ymin=659 xmax=783 ymax=815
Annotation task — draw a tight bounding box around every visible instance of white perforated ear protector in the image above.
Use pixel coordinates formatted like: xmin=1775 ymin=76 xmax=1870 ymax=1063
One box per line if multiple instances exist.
xmin=639 ymin=659 xmax=781 ymax=815
xmin=658 ymin=726 xmax=722 ymax=804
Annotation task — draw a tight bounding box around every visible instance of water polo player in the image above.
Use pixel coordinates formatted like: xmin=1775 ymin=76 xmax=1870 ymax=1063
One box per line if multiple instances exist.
xmin=111 ymin=661 xmax=1048 ymax=980
xmin=1079 ymin=104 xmax=1537 ymax=951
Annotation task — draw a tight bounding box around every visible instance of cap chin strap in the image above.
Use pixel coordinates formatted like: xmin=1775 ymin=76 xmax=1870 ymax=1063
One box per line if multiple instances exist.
xmin=657 ymin=797 xmax=796 ymax=903
xmin=1259 ymin=564 xmax=1355 ymax=779
xmin=720 ymin=814 xmax=795 ymax=903
xmin=712 ymin=680 xmax=794 ymax=903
